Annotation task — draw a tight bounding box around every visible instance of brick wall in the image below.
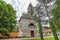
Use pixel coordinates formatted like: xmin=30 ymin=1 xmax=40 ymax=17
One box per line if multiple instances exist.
xmin=0 ymin=32 xmax=19 ymax=38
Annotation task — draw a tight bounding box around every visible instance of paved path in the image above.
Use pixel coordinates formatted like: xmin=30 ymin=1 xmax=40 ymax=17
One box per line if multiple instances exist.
xmin=0 ymin=38 xmax=22 ymax=40
xmin=0 ymin=37 xmax=49 ymax=40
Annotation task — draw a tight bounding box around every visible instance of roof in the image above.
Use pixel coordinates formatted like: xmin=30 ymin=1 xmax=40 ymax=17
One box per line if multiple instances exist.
xmin=21 ymin=13 xmax=37 ymax=20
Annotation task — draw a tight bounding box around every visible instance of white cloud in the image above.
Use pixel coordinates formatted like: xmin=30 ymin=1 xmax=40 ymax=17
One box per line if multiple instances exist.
xmin=4 ymin=0 xmax=38 ymax=21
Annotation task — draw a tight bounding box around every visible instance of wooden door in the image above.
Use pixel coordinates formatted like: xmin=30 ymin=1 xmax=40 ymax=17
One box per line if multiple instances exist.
xmin=31 ymin=30 xmax=34 ymax=37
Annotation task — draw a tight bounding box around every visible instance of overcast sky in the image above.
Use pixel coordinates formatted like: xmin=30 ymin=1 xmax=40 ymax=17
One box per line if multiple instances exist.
xmin=4 ymin=0 xmax=38 ymax=21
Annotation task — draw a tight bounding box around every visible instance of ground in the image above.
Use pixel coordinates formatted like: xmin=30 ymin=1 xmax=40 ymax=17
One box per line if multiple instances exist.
xmin=1 ymin=36 xmax=60 ymax=40
xmin=25 ymin=37 xmax=60 ymax=40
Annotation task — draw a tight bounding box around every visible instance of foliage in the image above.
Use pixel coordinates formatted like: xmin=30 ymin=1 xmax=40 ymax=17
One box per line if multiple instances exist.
xmin=49 ymin=19 xmax=59 ymax=40
xmin=51 ymin=0 xmax=60 ymax=31
xmin=48 ymin=0 xmax=60 ymax=39
xmin=0 ymin=0 xmax=16 ymax=34
xmin=50 ymin=0 xmax=60 ymax=39
xmin=37 ymin=0 xmax=60 ymax=40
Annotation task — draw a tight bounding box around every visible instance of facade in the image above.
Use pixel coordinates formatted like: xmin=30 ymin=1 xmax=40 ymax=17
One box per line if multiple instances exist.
xmin=42 ymin=27 xmax=52 ymax=36
xmin=18 ymin=3 xmax=52 ymax=37
xmin=18 ymin=3 xmax=39 ymax=37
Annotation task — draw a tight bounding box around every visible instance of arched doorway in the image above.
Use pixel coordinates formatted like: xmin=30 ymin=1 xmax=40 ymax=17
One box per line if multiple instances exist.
xmin=28 ymin=23 xmax=35 ymax=37
xmin=31 ymin=30 xmax=34 ymax=37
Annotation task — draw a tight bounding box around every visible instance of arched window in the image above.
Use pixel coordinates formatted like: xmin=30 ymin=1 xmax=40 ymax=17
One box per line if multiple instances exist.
xmin=29 ymin=23 xmax=34 ymax=26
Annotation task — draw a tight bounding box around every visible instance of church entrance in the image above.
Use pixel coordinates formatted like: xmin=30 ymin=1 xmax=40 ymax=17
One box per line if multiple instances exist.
xmin=31 ymin=30 xmax=34 ymax=37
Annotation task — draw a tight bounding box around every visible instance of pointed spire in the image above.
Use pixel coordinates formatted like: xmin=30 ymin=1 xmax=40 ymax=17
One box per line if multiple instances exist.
xmin=28 ymin=2 xmax=33 ymax=12
xmin=29 ymin=2 xmax=32 ymax=7
xmin=28 ymin=2 xmax=34 ymax=15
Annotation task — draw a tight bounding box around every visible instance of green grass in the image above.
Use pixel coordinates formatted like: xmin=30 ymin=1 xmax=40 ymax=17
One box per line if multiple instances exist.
xmin=25 ymin=37 xmax=60 ymax=40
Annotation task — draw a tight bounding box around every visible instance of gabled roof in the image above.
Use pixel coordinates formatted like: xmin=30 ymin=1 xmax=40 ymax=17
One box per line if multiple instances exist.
xmin=21 ymin=13 xmax=37 ymax=20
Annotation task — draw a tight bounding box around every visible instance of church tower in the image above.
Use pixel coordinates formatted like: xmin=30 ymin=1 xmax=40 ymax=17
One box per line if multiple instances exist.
xmin=28 ymin=3 xmax=34 ymax=15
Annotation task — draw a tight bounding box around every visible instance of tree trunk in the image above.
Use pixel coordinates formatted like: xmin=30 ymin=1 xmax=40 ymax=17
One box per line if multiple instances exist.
xmin=38 ymin=20 xmax=43 ymax=40
xmin=50 ymin=20 xmax=59 ymax=40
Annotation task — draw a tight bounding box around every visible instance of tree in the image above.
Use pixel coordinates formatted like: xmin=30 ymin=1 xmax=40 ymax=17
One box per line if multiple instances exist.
xmin=38 ymin=20 xmax=43 ymax=40
xmin=50 ymin=19 xmax=59 ymax=40
xmin=52 ymin=0 xmax=60 ymax=31
xmin=36 ymin=6 xmax=44 ymax=40
xmin=37 ymin=0 xmax=59 ymax=40
xmin=0 ymin=0 xmax=16 ymax=34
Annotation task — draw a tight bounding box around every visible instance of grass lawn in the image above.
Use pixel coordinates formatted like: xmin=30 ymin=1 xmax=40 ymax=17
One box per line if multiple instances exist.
xmin=25 ymin=37 xmax=60 ymax=40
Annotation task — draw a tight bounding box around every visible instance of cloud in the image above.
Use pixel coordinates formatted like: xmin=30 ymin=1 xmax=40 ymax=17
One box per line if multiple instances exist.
xmin=4 ymin=0 xmax=38 ymax=21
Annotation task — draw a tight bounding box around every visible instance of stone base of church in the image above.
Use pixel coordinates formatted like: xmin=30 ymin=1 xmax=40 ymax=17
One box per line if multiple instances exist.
xmin=18 ymin=29 xmax=39 ymax=37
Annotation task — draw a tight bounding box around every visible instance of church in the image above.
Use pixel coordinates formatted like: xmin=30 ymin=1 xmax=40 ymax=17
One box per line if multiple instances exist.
xmin=18 ymin=3 xmax=39 ymax=37
xmin=18 ymin=3 xmax=51 ymax=37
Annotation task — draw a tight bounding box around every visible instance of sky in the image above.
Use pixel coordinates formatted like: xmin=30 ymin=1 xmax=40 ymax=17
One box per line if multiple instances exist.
xmin=4 ymin=0 xmax=38 ymax=21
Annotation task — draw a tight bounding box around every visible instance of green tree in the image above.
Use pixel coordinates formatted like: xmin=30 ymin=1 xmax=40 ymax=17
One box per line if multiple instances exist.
xmin=49 ymin=0 xmax=60 ymax=39
xmin=43 ymin=0 xmax=59 ymax=40
xmin=38 ymin=0 xmax=59 ymax=40
xmin=0 ymin=0 xmax=16 ymax=34
xmin=50 ymin=19 xmax=59 ymax=40
xmin=52 ymin=0 xmax=60 ymax=31
xmin=38 ymin=20 xmax=43 ymax=40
